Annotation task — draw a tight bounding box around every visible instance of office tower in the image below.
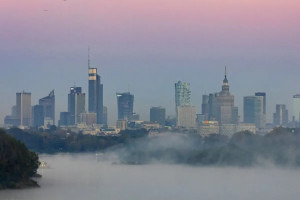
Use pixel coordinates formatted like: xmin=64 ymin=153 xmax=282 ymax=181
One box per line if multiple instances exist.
xmin=177 ymin=105 xmax=196 ymax=128
xmin=243 ymin=96 xmax=264 ymax=128
xmin=116 ymin=92 xmax=134 ymax=120
xmin=150 ymin=106 xmax=166 ymax=126
xmin=32 ymin=105 xmax=44 ymax=127
xmin=16 ymin=91 xmax=31 ymax=127
xmin=215 ymin=68 xmax=238 ymax=125
xmin=255 ymin=92 xmax=266 ymax=125
xmin=80 ymin=113 xmax=97 ymax=125
xmin=202 ymin=95 xmax=209 ymax=120
xmin=116 ymin=120 xmax=127 ymax=130
xmin=68 ymin=87 xmax=86 ymax=125
xmin=293 ymin=94 xmax=300 ymax=121
xmin=88 ymin=68 xmax=104 ymax=124
xmin=273 ymin=104 xmax=288 ymax=126
xmin=4 ymin=106 xmax=18 ymax=127
xmin=39 ymin=90 xmax=55 ymax=125
xmin=208 ymin=93 xmax=218 ymax=121
xmin=59 ymin=112 xmax=71 ymax=126
xmin=175 ymin=81 xmax=191 ymax=114
xmin=255 ymin=92 xmax=266 ymax=115
xmin=103 ymin=106 xmax=108 ymax=125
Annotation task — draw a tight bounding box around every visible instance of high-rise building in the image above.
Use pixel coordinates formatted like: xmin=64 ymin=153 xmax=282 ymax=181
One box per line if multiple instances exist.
xmin=292 ymin=94 xmax=300 ymax=121
xmin=202 ymin=95 xmax=209 ymax=120
xmin=80 ymin=113 xmax=97 ymax=125
xmin=103 ymin=106 xmax=108 ymax=125
xmin=39 ymin=90 xmax=55 ymax=125
xmin=273 ymin=104 xmax=288 ymax=126
xmin=88 ymin=67 xmax=104 ymax=124
xmin=59 ymin=112 xmax=71 ymax=126
xmin=32 ymin=105 xmax=44 ymax=127
xmin=16 ymin=91 xmax=31 ymax=127
xmin=255 ymin=92 xmax=266 ymax=115
xmin=214 ymin=68 xmax=238 ymax=125
xmin=116 ymin=92 xmax=134 ymax=120
xmin=150 ymin=106 xmax=166 ymax=126
xmin=175 ymin=81 xmax=191 ymax=114
xmin=68 ymin=87 xmax=85 ymax=125
xmin=177 ymin=105 xmax=196 ymax=128
xmin=243 ymin=96 xmax=264 ymax=128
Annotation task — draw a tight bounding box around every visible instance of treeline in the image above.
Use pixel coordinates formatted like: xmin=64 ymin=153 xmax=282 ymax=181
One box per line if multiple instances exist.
xmin=118 ymin=127 xmax=300 ymax=167
xmin=6 ymin=127 xmax=300 ymax=167
xmin=0 ymin=129 xmax=40 ymax=189
xmin=6 ymin=128 xmax=148 ymax=153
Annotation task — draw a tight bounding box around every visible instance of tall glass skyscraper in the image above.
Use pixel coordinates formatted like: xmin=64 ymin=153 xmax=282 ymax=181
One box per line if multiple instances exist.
xmin=39 ymin=90 xmax=55 ymax=125
xmin=88 ymin=68 xmax=104 ymax=124
xmin=175 ymin=81 xmax=191 ymax=114
xmin=293 ymin=94 xmax=300 ymax=121
xmin=244 ymin=96 xmax=264 ymax=128
xmin=116 ymin=92 xmax=134 ymax=120
xmin=16 ymin=91 xmax=31 ymax=127
xmin=68 ymin=87 xmax=85 ymax=125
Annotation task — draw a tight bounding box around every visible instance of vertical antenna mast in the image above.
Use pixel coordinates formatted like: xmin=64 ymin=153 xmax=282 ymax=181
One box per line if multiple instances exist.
xmin=88 ymin=46 xmax=90 ymax=69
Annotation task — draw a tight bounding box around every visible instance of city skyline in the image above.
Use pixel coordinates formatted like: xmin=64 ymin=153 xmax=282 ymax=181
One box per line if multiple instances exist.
xmin=1 ymin=0 xmax=300 ymax=125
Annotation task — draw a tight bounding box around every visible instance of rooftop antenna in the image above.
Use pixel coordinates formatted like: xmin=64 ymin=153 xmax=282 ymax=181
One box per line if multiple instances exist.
xmin=88 ymin=46 xmax=90 ymax=69
xmin=225 ymin=66 xmax=227 ymax=77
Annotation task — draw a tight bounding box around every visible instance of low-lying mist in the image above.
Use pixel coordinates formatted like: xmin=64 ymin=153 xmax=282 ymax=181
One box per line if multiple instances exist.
xmin=110 ymin=129 xmax=300 ymax=167
xmin=1 ymin=153 xmax=300 ymax=200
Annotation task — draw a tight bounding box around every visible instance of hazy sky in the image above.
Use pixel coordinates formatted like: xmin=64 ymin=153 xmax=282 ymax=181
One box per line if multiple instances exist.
xmin=1 ymin=0 xmax=300 ymax=125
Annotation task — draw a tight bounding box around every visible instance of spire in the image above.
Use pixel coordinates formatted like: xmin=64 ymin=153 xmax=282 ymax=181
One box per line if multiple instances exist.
xmin=88 ymin=46 xmax=90 ymax=69
xmin=223 ymin=66 xmax=228 ymax=84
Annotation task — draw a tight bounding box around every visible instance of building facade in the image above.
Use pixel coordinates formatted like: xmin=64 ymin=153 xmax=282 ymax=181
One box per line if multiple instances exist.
xmin=68 ymin=87 xmax=86 ymax=125
xmin=293 ymin=94 xmax=300 ymax=121
xmin=243 ymin=96 xmax=265 ymax=128
xmin=32 ymin=105 xmax=44 ymax=127
xmin=116 ymin=92 xmax=134 ymax=120
xmin=150 ymin=106 xmax=166 ymax=126
xmin=39 ymin=90 xmax=55 ymax=125
xmin=273 ymin=104 xmax=288 ymax=126
xmin=213 ymin=69 xmax=238 ymax=125
xmin=16 ymin=92 xmax=32 ymax=127
xmin=175 ymin=81 xmax=191 ymax=114
xmin=88 ymin=68 xmax=104 ymax=124
xmin=177 ymin=105 xmax=196 ymax=128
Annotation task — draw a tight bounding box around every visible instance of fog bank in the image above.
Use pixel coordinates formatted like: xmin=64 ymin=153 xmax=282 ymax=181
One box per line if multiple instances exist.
xmin=1 ymin=154 xmax=300 ymax=200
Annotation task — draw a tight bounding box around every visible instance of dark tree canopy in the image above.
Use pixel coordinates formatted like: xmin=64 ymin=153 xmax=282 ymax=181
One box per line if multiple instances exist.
xmin=0 ymin=129 xmax=40 ymax=189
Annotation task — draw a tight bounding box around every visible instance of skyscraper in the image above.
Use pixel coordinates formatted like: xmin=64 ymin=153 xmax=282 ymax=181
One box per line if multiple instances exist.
xmin=150 ymin=106 xmax=166 ymax=126
xmin=68 ymin=87 xmax=85 ymax=125
xmin=215 ymin=68 xmax=238 ymax=125
xmin=16 ymin=91 xmax=31 ymax=127
xmin=32 ymin=105 xmax=44 ymax=127
xmin=292 ymin=94 xmax=300 ymax=121
xmin=177 ymin=105 xmax=196 ymax=128
xmin=175 ymin=81 xmax=191 ymax=114
xmin=88 ymin=67 xmax=104 ymax=124
xmin=273 ymin=104 xmax=288 ymax=126
xmin=255 ymin=92 xmax=266 ymax=115
xmin=201 ymin=95 xmax=209 ymax=120
xmin=243 ymin=96 xmax=264 ymax=128
xmin=116 ymin=92 xmax=134 ymax=120
xmin=39 ymin=90 xmax=55 ymax=125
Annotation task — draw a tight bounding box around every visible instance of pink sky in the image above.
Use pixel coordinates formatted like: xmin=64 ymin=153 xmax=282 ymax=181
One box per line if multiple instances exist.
xmin=1 ymin=0 xmax=300 ymax=124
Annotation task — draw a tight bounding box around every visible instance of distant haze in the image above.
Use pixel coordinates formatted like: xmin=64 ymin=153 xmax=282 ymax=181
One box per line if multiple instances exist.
xmin=1 ymin=0 xmax=300 ymax=125
xmin=1 ymin=154 xmax=300 ymax=200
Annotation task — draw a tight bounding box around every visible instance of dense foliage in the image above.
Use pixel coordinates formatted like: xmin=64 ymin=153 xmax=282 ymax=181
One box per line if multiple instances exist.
xmin=119 ymin=128 xmax=300 ymax=167
xmin=0 ymin=129 xmax=40 ymax=189
xmin=7 ymin=128 xmax=149 ymax=153
xmin=6 ymin=127 xmax=300 ymax=167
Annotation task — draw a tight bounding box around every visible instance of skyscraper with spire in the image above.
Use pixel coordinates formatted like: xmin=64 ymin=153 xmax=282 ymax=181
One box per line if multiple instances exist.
xmin=88 ymin=48 xmax=104 ymax=124
xmin=213 ymin=67 xmax=238 ymax=125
